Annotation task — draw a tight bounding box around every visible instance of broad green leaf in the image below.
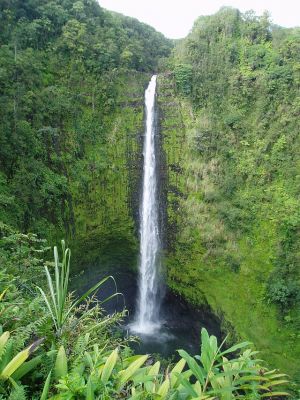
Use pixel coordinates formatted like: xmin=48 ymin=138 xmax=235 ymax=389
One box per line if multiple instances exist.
xmin=170 ymin=358 xmax=186 ymax=386
xmin=174 ymin=372 xmax=199 ymax=397
xmin=235 ymin=375 xmax=269 ymax=382
xmin=148 ymin=361 xmax=160 ymax=376
xmin=1 ymin=337 xmax=42 ymax=380
xmin=209 ymin=335 xmax=218 ymax=356
xmin=194 ymin=380 xmax=202 ymax=395
xmin=97 ymin=364 xmax=104 ymax=377
xmin=178 ymin=349 xmax=205 ymax=384
xmin=263 ymin=373 xmax=288 ymax=379
xmin=123 ymin=355 xmax=145 ymax=364
xmin=157 ymin=377 xmax=170 ymax=396
xmin=1 ymin=348 xmax=30 ymax=379
xmin=0 ymin=331 xmax=9 ymax=355
xmin=118 ymin=354 xmax=148 ymax=389
xmin=219 ymin=342 xmax=251 ymax=357
xmin=143 ymin=362 xmax=160 ymax=393
xmin=12 ymin=354 xmax=42 ymax=380
xmin=261 ymin=380 xmax=289 ymax=388
xmin=133 ymin=374 xmax=157 ymax=384
xmin=85 ymin=352 xmax=94 ymax=369
xmin=54 ymin=346 xmax=67 ymax=379
xmin=101 ymin=348 xmax=118 ymax=384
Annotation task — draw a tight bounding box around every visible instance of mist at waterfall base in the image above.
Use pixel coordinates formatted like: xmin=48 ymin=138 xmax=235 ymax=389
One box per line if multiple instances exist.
xmin=71 ymin=76 xmax=222 ymax=357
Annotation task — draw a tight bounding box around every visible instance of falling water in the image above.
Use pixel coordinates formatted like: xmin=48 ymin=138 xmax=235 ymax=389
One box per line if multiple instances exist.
xmin=131 ymin=75 xmax=161 ymax=334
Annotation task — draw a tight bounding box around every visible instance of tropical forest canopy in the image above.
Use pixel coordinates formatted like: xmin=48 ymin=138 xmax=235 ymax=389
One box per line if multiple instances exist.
xmin=0 ymin=0 xmax=171 ymax=239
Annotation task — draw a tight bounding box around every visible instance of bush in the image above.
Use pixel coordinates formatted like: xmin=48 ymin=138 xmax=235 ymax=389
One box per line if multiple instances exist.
xmin=267 ymin=277 xmax=299 ymax=310
xmin=174 ymin=63 xmax=193 ymax=96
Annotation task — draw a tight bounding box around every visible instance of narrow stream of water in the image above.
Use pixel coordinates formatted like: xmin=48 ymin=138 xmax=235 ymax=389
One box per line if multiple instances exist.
xmin=130 ymin=75 xmax=162 ymax=335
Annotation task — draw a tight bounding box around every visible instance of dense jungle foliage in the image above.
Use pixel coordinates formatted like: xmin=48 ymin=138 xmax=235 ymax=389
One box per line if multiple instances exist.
xmin=0 ymin=0 xmax=299 ymax=397
xmin=0 ymin=0 xmax=171 ymax=262
xmin=0 ymin=230 xmax=291 ymax=398
xmin=160 ymin=6 xmax=300 ymax=383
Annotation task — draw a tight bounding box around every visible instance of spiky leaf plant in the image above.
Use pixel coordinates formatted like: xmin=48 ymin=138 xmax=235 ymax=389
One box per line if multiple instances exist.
xmin=37 ymin=240 xmax=120 ymax=334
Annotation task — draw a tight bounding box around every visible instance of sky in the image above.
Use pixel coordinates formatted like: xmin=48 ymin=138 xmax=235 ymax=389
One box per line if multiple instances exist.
xmin=98 ymin=0 xmax=300 ymax=39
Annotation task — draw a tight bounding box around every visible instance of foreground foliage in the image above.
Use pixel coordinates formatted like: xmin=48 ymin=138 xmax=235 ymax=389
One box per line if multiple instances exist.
xmin=0 ymin=233 xmax=292 ymax=398
xmin=38 ymin=240 xmax=119 ymax=334
xmin=0 ymin=231 xmax=126 ymax=398
xmin=45 ymin=329 xmax=289 ymax=399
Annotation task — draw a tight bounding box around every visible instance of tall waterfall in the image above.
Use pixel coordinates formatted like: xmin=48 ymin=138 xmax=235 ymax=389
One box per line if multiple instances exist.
xmin=132 ymin=75 xmax=161 ymax=334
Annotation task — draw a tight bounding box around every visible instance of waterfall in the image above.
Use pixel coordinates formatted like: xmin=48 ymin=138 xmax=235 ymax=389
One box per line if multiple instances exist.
xmin=131 ymin=75 xmax=161 ymax=334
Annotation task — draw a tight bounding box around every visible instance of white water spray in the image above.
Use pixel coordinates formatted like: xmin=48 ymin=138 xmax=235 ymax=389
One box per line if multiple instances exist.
xmin=131 ymin=75 xmax=161 ymax=335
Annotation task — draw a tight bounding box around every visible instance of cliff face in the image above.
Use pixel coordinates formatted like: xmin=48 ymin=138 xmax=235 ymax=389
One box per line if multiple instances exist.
xmin=70 ymin=72 xmax=150 ymax=269
xmin=157 ymin=73 xmax=300 ymax=381
xmin=0 ymin=0 xmax=171 ymax=265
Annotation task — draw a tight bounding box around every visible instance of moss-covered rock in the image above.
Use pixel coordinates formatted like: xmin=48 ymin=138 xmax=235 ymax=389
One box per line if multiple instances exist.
xmin=157 ymin=72 xmax=300 ymax=383
xmin=70 ymin=72 xmax=151 ymax=269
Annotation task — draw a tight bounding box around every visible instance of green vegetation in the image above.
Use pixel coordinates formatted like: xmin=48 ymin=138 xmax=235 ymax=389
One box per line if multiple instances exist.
xmin=0 ymin=230 xmax=126 ymax=398
xmin=0 ymin=0 xmax=171 ymax=266
xmin=0 ymin=233 xmax=290 ymax=398
xmin=37 ymin=240 xmax=119 ymax=334
xmin=157 ymin=7 xmax=300 ymax=383
xmin=0 ymin=0 xmax=299 ymax=395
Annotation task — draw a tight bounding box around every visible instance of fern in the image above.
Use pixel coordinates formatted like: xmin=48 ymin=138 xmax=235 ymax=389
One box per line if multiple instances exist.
xmin=13 ymin=315 xmax=48 ymax=352
xmin=8 ymin=384 xmax=27 ymax=400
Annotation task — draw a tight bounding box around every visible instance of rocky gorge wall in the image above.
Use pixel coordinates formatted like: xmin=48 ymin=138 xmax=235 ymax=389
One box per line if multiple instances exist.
xmin=157 ymin=73 xmax=300 ymax=383
xmin=70 ymin=72 xmax=150 ymax=270
xmin=66 ymin=69 xmax=299 ymax=382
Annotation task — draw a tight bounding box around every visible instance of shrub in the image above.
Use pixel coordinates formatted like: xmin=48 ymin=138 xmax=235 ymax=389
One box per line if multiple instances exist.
xmin=174 ymin=63 xmax=193 ymax=96
xmin=267 ymin=278 xmax=299 ymax=310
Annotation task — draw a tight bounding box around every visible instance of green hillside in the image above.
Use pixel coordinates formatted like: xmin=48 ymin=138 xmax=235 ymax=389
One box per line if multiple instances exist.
xmin=159 ymin=7 xmax=300 ymax=381
xmin=0 ymin=0 xmax=171 ymax=264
